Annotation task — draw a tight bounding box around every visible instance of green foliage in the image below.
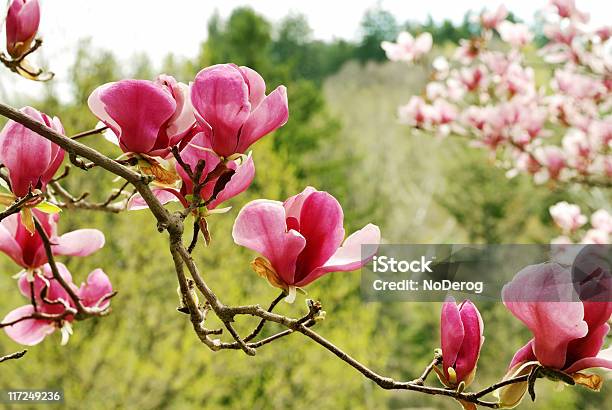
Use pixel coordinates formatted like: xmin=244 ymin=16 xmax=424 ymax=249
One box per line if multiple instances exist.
xmin=355 ymin=7 xmax=399 ymax=63
xmin=200 ymin=8 xmax=272 ymax=72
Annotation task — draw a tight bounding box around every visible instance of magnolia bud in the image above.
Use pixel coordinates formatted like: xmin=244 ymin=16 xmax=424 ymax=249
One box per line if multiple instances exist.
xmin=6 ymin=0 xmax=40 ymax=59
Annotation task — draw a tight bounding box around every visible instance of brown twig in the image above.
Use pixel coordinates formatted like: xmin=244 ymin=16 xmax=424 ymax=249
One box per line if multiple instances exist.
xmin=243 ymin=291 xmax=286 ymax=342
xmin=0 ymin=350 xmax=27 ymax=364
xmin=0 ymin=309 xmax=76 ymax=328
xmin=48 ymin=181 xmax=127 ymax=213
xmin=0 ymin=39 xmax=54 ymax=81
xmin=50 ymin=165 xmax=71 ymax=183
xmin=33 ymin=217 xmax=112 ymax=318
xmin=0 ymin=191 xmax=42 ymax=222
xmin=411 ymin=351 xmax=443 ymax=385
xmin=70 ymin=125 xmax=109 ymax=140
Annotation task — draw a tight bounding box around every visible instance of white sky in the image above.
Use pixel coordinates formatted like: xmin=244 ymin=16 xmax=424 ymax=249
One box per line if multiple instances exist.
xmin=2 ymin=0 xmax=611 ymax=102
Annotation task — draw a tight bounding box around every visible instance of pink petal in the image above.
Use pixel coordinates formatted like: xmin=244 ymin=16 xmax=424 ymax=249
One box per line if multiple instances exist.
xmin=87 ymin=84 xmax=122 ymax=134
xmin=156 ymin=75 xmax=195 ymax=140
xmin=294 ymin=223 xmax=380 ymax=287
xmin=294 ymin=191 xmax=345 ymax=283
xmin=509 ymin=339 xmax=537 ymax=369
xmin=414 ymin=32 xmax=433 ymax=54
xmin=90 ymin=80 xmax=177 ymax=154
xmin=232 ymin=199 xmax=306 ymax=285
xmin=53 ymin=229 xmax=105 ymax=257
xmin=27 ymin=210 xmax=57 ymax=268
xmin=42 ymin=263 xmax=74 ymax=303
xmin=582 ymin=301 xmax=612 ymax=329
xmin=283 ymin=186 xmax=317 ymax=220
xmin=17 ymin=263 xmax=74 ymax=306
xmin=0 ymin=216 xmax=25 ymax=266
xmin=565 ymin=323 xmax=610 ymax=369
xmin=127 ymin=188 xmax=181 ymax=211
xmin=0 ymin=107 xmax=53 ymax=196
xmin=18 ymin=269 xmax=48 ymax=300
xmin=441 ymin=298 xmax=465 ymax=378
xmin=454 ymin=301 xmax=484 ymax=383
xmin=207 ymin=155 xmax=255 ymax=209
xmin=502 ymin=263 xmax=589 ymax=368
xmin=78 ymin=269 xmax=113 ymax=309
xmin=41 ymin=144 xmax=65 ymax=188
xmin=239 ymin=66 xmax=266 ymax=109
xmin=236 ymin=85 xmax=288 ymax=153
xmin=40 ymin=116 xmax=66 ymax=187
xmin=565 ymin=346 xmax=612 ymax=374
xmin=175 ymin=132 xmax=221 ymax=188
xmin=2 ymin=305 xmax=56 ymax=346
xmin=191 ymin=64 xmax=251 ymax=157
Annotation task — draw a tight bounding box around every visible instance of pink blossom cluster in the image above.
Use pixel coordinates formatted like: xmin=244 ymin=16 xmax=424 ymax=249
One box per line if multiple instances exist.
xmin=0 ymin=209 xmax=109 ymax=345
xmin=88 ymin=64 xmax=288 ymax=214
xmin=381 ymin=32 xmax=433 ymax=63
xmin=387 ymin=1 xmax=612 ymax=187
xmin=550 ymin=201 xmax=611 ymax=244
xmin=439 ymin=257 xmax=612 ymax=408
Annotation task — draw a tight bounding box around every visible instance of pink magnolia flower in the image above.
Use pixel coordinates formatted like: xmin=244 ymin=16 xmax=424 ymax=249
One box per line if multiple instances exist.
xmin=0 ymin=209 xmax=105 ymax=270
xmin=232 ymin=187 xmax=380 ymax=301
xmin=436 ymin=299 xmax=484 ymax=388
xmin=581 ymin=229 xmax=610 ymax=244
xmin=398 ymin=96 xmax=438 ymax=128
xmin=459 ymin=66 xmax=486 ymax=92
xmin=5 ymin=0 xmax=40 ymax=58
xmin=499 ymin=263 xmax=612 ymax=406
xmin=481 ymin=5 xmax=508 ymax=30
xmin=0 ymin=106 xmax=65 ymax=197
xmin=550 ymin=0 xmax=589 ymax=23
xmin=553 ymin=69 xmax=606 ymax=100
xmin=497 ymin=22 xmax=533 ymax=48
xmin=381 ymin=32 xmax=433 ymax=63
xmin=190 ymin=64 xmax=288 ymax=158
xmin=543 ymin=22 xmax=580 ymax=46
xmin=595 ymin=26 xmax=612 ymax=42
xmin=127 ymin=131 xmax=255 ymax=211
xmin=2 ymin=263 xmax=112 ymax=345
xmin=549 ymin=201 xmax=587 ymax=232
xmin=88 ymin=75 xmax=195 ymax=156
xmin=534 ymin=146 xmax=566 ymax=182
xmin=591 ymin=209 xmax=612 ymax=233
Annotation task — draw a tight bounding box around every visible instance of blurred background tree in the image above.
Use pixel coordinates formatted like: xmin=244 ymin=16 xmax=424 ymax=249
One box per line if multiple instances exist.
xmin=0 ymin=5 xmax=607 ymax=410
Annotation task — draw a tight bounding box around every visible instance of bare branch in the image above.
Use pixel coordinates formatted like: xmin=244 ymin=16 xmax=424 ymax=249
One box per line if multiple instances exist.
xmin=411 ymin=351 xmax=442 ymax=385
xmin=70 ymin=125 xmax=109 ymax=141
xmin=243 ymin=291 xmax=286 ymax=342
xmin=0 ymin=191 xmax=42 ymax=222
xmin=33 ymin=217 xmax=111 ymax=318
xmin=0 ymin=350 xmax=27 ymax=364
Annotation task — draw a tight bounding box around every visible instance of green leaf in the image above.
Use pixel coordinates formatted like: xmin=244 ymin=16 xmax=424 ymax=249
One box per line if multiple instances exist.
xmin=0 ymin=178 xmax=10 ymax=192
xmin=35 ymin=201 xmax=62 ymax=214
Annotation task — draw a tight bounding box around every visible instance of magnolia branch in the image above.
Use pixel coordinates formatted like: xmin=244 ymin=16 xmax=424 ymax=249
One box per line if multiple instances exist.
xmin=0 ymin=101 xmax=535 ymax=408
xmin=0 ymin=350 xmax=27 ymax=364
xmin=0 ymin=39 xmax=53 ymax=81
xmin=70 ymin=125 xmax=109 ymax=140
xmin=0 ymin=190 xmax=43 ymax=221
xmin=33 ymin=217 xmax=116 ymax=319
xmin=48 ymin=180 xmax=130 ymax=213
